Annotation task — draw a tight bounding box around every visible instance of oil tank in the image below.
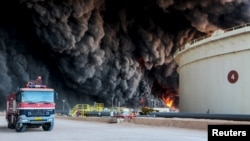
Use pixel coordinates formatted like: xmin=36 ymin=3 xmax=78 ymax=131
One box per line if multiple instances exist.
xmin=174 ymin=24 xmax=250 ymax=114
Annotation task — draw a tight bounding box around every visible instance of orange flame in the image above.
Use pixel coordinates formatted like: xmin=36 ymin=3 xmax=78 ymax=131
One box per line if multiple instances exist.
xmin=162 ymin=95 xmax=175 ymax=108
xmin=161 ymin=88 xmax=179 ymax=110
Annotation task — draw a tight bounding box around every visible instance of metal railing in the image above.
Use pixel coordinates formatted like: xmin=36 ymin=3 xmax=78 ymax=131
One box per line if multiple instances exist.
xmin=176 ymin=23 xmax=250 ymax=54
xmin=69 ymin=103 xmax=104 ymax=117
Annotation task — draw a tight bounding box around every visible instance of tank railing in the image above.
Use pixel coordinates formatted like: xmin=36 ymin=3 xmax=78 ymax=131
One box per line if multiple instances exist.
xmin=224 ymin=23 xmax=250 ymax=32
xmin=176 ymin=23 xmax=250 ymax=54
xmin=189 ymin=34 xmax=211 ymax=46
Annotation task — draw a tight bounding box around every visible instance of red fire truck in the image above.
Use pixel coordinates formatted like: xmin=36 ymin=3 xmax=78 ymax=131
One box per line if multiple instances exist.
xmin=6 ymin=76 xmax=56 ymax=132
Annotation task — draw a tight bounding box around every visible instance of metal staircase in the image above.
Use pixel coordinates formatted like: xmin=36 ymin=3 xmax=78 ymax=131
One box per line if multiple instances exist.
xmin=69 ymin=103 xmax=104 ymax=117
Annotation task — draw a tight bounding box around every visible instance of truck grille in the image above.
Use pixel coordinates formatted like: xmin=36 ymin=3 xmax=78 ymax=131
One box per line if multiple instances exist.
xmin=34 ymin=110 xmax=46 ymax=116
xmin=19 ymin=109 xmax=55 ymax=117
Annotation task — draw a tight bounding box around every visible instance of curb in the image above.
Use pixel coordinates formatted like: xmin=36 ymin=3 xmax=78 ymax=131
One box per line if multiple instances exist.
xmin=56 ymin=116 xmax=250 ymax=130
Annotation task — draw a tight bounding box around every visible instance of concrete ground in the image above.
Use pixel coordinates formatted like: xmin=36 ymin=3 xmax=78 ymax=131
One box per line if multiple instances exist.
xmin=1 ymin=112 xmax=250 ymax=140
xmin=0 ymin=115 xmax=207 ymax=141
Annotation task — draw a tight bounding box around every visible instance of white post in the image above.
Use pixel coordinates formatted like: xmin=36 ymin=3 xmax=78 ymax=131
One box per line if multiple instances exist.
xmin=62 ymin=99 xmax=66 ymax=112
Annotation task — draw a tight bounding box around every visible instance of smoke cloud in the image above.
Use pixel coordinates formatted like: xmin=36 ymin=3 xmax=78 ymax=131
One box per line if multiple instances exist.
xmin=0 ymin=0 xmax=249 ymax=109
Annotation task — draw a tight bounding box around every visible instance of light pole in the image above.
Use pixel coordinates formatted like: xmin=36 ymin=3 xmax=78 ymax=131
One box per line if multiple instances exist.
xmin=94 ymin=102 xmax=96 ymax=111
xmin=118 ymin=101 xmax=120 ymax=112
xmin=151 ymin=99 xmax=154 ymax=108
xmin=111 ymin=97 xmax=114 ymax=110
xmin=110 ymin=97 xmax=114 ymax=117
xmin=114 ymin=98 xmax=117 ymax=108
xmin=62 ymin=99 xmax=66 ymax=112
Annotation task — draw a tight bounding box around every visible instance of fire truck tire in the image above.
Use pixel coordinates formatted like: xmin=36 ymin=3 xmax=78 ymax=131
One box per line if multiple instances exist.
xmin=15 ymin=123 xmax=27 ymax=132
xmin=7 ymin=116 xmax=15 ymax=129
xmin=7 ymin=122 xmax=15 ymax=129
xmin=42 ymin=122 xmax=54 ymax=131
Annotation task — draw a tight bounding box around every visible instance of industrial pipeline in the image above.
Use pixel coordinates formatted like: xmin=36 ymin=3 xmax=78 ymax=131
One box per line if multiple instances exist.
xmin=148 ymin=112 xmax=250 ymax=121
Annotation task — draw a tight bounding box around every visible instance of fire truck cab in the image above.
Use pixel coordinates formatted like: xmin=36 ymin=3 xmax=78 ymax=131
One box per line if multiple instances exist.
xmin=6 ymin=76 xmax=56 ymax=132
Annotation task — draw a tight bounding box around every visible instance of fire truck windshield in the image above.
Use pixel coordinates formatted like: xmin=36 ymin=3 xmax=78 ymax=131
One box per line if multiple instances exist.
xmin=21 ymin=91 xmax=54 ymax=103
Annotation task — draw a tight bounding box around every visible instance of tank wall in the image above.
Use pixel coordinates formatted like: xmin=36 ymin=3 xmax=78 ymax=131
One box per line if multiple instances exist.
xmin=175 ymin=28 xmax=250 ymax=114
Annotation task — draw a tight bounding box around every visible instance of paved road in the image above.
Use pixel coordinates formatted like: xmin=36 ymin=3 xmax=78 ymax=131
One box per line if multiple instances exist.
xmin=0 ymin=116 xmax=207 ymax=141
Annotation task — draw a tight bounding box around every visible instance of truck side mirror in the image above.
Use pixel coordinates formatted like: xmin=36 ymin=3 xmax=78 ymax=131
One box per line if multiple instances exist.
xmin=54 ymin=92 xmax=58 ymax=100
xmin=16 ymin=93 xmax=21 ymax=102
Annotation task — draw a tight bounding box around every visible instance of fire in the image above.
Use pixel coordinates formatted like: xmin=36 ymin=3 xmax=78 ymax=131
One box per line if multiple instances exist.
xmin=161 ymin=88 xmax=179 ymax=110
xmin=162 ymin=95 xmax=175 ymax=108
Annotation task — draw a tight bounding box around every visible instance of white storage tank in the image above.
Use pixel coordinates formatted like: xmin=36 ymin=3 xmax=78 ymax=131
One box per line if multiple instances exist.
xmin=174 ymin=24 xmax=250 ymax=114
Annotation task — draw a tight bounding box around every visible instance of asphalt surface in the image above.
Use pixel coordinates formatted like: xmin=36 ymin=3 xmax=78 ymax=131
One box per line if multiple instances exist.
xmin=0 ymin=115 xmax=207 ymax=141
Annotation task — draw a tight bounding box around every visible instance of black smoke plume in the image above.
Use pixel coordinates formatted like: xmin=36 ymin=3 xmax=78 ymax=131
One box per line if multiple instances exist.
xmin=0 ymin=0 xmax=249 ymax=110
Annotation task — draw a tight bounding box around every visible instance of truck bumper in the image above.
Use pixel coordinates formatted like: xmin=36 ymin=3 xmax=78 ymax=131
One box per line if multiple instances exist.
xmin=18 ymin=115 xmax=54 ymax=124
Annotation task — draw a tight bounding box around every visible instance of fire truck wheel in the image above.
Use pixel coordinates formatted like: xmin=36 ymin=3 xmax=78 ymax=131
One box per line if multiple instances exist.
xmin=42 ymin=122 xmax=54 ymax=131
xmin=7 ymin=122 xmax=15 ymax=129
xmin=15 ymin=123 xmax=27 ymax=132
xmin=7 ymin=116 xmax=15 ymax=129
